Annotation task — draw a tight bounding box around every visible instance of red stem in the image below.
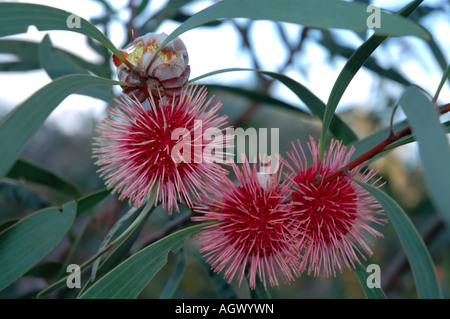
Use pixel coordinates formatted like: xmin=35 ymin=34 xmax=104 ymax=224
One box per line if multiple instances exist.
xmin=317 ymin=102 xmax=450 ymax=185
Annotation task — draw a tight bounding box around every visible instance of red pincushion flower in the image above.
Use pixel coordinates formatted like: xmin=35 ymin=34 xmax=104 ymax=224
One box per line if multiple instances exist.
xmin=93 ymin=85 xmax=228 ymax=213
xmin=193 ymin=156 xmax=302 ymax=289
xmin=285 ymin=137 xmax=386 ymax=277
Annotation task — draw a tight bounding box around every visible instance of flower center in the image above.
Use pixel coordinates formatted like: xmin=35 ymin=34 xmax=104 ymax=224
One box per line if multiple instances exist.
xmin=221 ymin=185 xmax=287 ymax=256
xmin=126 ymin=105 xmax=197 ymax=182
xmin=292 ymin=167 xmax=357 ymax=244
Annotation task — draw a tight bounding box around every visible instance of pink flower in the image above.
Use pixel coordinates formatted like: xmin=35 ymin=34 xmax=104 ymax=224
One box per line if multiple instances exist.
xmin=193 ymin=156 xmax=302 ymax=289
xmin=93 ymin=85 xmax=228 ymax=213
xmin=284 ymin=137 xmax=386 ymax=277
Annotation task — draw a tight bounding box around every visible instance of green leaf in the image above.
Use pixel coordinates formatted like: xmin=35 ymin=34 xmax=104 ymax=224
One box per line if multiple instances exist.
xmin=24 ymin=261 xmax=63 ymax=281
xmin=354 ymin=180 xmax=442 ymax=299
xmin=249 ymin=277 xmax=272 ymax=299
xmin=0 ymin=39 xmax=41 ymax=71
xmin=54 ymin=213 xmax=94 ymax=281
xmin=140 ymin=0 xmax=188 ymax=33
xmin=38 ymin=35 xmax=89 ymax=78
xmin=79 ymin=223 xmax=206 ymax=299
xmin=426 ymin=36 xmax=448 ymax=74
xmin=320 ymin=0 xmax=424 ymax=155
xmin=0 ymin=182 xmax=52 ymax=211
xmin=157 ymin=0 xmax=429 ymax=57
xmin=348 ymin=118 xmax=450 ymax=162
xmin=0 ymin=189 xmax=109 ymax=294
xmin=319 ymin=31 xmax=412 ymax=86
xmin=0 ymin=3 xmax=121 ymax=57
xmin=89 ymin=194 xmax=156 ymax=283
xmin=135 ymin=0 xmax=151 ymax=17
xmin=38 ymin=35 xmax=115 ymax=105
xmin=189 ymin=248 xmax=240 ymax=299
xmin=433 ymin=64 xmax=450 ymax=102
xmin=349 ymin=120 xmax=409 ymax=161
xmin=0 ymin=74 xmax=123 ymax=179
xmin=6 ymin=158 xmax=80 ymax=196
xmin=205 ymin=84 xmax=310 ymax=117
xmin=383 ymin=120 xmax=450 ymax=153
xmin=89 ymin=206 xmax=141 ymax=282
xmin=38 ymin=197 xmax=149 ymax=299
xmin=158 ymin=249 xmax=187 ymax=299
xmin=0 ymin=219 xmax=19 ymax=233
xmin=76 ymin=189 xmax=110 ymax=217
xmin=191 ymin=68 xmax=358 ymax=144
xmin=0 ymin=201 xmax=76 ymax=292
xmin=353 ymin=260 xmax=387 ymax=299
xmin=80 ymin=206 xmax=151 ymax=295
xmin=398 ymin=86 xmax=450 ymax=228
xmin=0 ymin=39 xmax=110 ymax=77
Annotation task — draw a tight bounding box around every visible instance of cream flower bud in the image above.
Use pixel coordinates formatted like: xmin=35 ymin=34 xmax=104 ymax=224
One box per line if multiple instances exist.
xmin=257 ymin=172 xmax=277 ymax=191
xmin=113 ymin=32 xmax=190 ymax=101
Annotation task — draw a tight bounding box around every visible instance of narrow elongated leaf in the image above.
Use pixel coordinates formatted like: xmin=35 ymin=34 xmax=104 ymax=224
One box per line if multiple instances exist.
xmin=82 ymin=206 xmax=150 ymax=292
xmin=39 ymin=35 xmax=86 ymax=78
xmin=383 ymin=120 xmax=450 ymax=152
xmin=158 ymin=249 xmax=187 ymax=299
xmin=90 ymin=206 xmax=140 ymax=282
xmin=0 ymin=39 xmax=41 ymax=71
xmin=433 ymin=64 xmax=450 ymax=102
xmin=157 ymin=0 xmax=429 ymax=57
xmin=39 ymin=197 xmax=150 ymax=298
xmin=427 ymin=37 xmax=448 ymax=74
xmin=135 ymin=0 xmax=151 ymax=17
xmin=0 ymin=219 xmax=19 ymax=233
xmin=189 ymin=248 xmax=240 ymax=299
xmin=349 ymin=119 xmax=450 ymax=164
xmin=6 ymin=158 xmax=80 ymax=195
xmin=0 ymin=182 xmax=52 ymax=210
xmin=24 ymin=261 xmax=63 ymax=281
xmin=0 ymin=3 xmax=121 ymax=57
xmin=141 ymin=0 xmax=188 ymax=34
xmin=319 ymin=31 xmax=412 ymax=86
xmin=76 ymin=189 xmax=110 ymax=216
xmin=79 ymin=224 xmax=206 ymax=299
xmin=249 ymin=278 xmax=272 ymax=299
xmin=0 ymin=39 xmax=109 ymax=76
xmin=320 ymin=0 xmax=424 ymax=155
xmin=0 ymin=201 xmax=76 ymax=292
xmin=191 ymin=68 xmax=358 ymax=144
xmin=0 ymin=74 xmax=123 ymax=178
xmin=38 ymin=35 xmax=115 ymax=105
xmin=0 ymin=189 xmax=108 ymax=293
xmin=349 ymin=120 xmax=409 ymax=161
xmin=355 ymin=180 xmax=442 ymax=299
xmin=205 ymin=84 xmax=310 ymax=116
xmin=398 ymin=86 xmax=450 ymax=227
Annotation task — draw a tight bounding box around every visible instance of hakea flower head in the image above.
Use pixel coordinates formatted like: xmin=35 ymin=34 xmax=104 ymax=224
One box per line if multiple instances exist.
xmin=93 ymin=85 xmax=228 ymax=213
xmin=284 ymin=137 xmax=386 ymax=277
xmin=193 ymin=156 xmax=302 ymax=289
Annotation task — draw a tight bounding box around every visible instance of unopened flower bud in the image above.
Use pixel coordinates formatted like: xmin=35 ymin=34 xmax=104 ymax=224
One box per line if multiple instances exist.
xmin=113 ymin=32 xmax=190 ymax=101
xmin=257 ymin=172 xmax=277 ymax=191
